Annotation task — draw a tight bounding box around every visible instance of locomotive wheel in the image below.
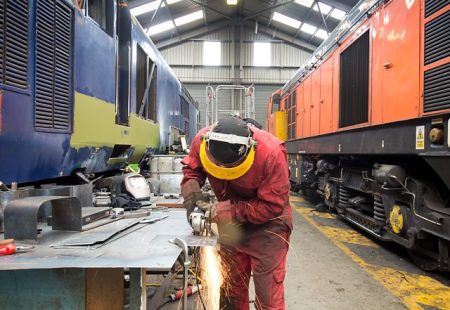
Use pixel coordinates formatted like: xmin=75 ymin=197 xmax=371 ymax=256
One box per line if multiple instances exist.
xmin=407 ymin=249 xmax=438 ymax=271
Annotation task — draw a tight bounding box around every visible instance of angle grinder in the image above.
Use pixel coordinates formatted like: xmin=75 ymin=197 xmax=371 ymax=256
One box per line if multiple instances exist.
xmin=189 ymin=200 xmax=213 ymax=236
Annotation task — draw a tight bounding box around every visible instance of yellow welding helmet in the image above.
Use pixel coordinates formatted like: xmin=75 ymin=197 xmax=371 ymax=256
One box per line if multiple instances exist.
xmin=199 ymin=116 xmax=256 ymax=180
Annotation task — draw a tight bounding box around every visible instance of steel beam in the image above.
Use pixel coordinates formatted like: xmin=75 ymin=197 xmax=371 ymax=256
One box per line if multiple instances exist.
xmin=243 ymin=0 xmax=296 ymax=20
xmin=156 ymin=19 xmax=234 ymax=49
xmin=320 ymin=0 xmax=352 ymax=12
xmin=243 ymin=20 xmax=316 ymax=52
xmin=186 ymin=0 xmax=233 ymax=20
xmin=162 ymin=0 xmax=179 ymax=35
xmin=148 ymin=0 xmax=165 ymax=27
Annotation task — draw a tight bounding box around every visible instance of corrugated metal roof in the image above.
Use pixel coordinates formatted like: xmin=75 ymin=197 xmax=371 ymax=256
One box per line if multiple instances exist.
xmin=127 ymin=0 xmax=359 ymax=50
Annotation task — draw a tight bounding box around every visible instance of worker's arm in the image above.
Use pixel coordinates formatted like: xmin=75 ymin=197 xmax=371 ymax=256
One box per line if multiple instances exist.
xmin=232 ymin=146 xmax=290 ymax=225
xmin=180 ymin=131 xmax=208 ymax=219
xmin=181 ymin=130 xmax=207 ymax=187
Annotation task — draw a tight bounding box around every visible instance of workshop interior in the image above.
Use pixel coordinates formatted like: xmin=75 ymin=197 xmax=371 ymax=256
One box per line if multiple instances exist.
xmin=0 ymin=0 xmax=449 ymax=309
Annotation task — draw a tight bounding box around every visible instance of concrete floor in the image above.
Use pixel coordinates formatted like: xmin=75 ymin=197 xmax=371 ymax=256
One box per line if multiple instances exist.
xmin=156 ymin=194 xmax=450 ymax=310
xmin=284 ymin=198 xmax=404 ymax=310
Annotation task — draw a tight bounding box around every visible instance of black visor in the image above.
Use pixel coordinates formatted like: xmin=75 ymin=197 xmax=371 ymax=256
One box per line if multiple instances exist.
xmin=208 ymin=116 xmax=250 ymax=165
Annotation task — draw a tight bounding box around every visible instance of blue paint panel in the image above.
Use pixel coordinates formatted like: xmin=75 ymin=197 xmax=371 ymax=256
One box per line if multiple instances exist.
xmin=0 ymin=77 xmax=71 ymax=184
xmin=74 ymin=10 xmax=116 ymax=104
xmin=0 ymin=2 xmax=199 ymax=185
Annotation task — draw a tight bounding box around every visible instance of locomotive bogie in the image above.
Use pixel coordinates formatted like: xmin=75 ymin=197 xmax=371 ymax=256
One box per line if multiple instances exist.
xmin=297 ymin=153 xmax=450 ymax=271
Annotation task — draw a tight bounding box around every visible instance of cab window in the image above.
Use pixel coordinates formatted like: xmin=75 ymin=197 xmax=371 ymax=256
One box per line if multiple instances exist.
xmin=87 ymin=0 xmax=114 ymax=36
xmin=271 ymin=94 xmax=281 ymax=113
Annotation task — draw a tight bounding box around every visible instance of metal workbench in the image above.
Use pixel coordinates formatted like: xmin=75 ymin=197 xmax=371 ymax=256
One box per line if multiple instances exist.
xmin=0 ymin=209 xmax=212 ymax=310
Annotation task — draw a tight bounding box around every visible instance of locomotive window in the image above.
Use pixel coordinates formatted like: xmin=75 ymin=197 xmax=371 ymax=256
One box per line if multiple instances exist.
xmin=87 ymin=0 xmax=113 ymax=36
xmin=339 ymin=31 xmax=369 ymax=128
xmin=148 ymin=63 xmax=157 ymax=121
xmin=136 ymin=44 xmax=157 ymax=122
xmin=271 ymin=94 xmax=281 ymax=113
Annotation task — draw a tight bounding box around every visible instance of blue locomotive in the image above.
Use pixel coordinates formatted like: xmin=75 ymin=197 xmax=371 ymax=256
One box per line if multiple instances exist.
xmin=0 ymin=0 xmax=199 ymax=185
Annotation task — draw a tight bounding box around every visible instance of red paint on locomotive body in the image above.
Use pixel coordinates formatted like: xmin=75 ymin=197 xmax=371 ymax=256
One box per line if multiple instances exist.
xmin=265 ymin=0 xmax=450 ymax=272
xmin=267 ymin=0 xmax=450 ymax=140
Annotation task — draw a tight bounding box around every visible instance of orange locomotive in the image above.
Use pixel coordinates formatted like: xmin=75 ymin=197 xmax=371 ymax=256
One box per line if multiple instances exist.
xmin=267 ymin=0 xmax=450 ymax=271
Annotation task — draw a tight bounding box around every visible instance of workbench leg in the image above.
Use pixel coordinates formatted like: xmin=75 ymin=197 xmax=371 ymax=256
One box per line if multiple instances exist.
xmin=86 ymin=268 xmax=123 ymax=310
xmin=129 ymin=268 xmax=147 ymax=310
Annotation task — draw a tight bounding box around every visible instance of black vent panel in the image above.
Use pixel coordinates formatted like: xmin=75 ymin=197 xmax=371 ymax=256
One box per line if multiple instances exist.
xmin=339 ymin=31 xmax=369 ymax=128
xmin=287 ymin=91 xmax=296 ymax=140
xmin=425 ymin=10 xmax=450 ymax=65
xmin=35 ymin=0 xmax=73 ymax=131
xmin=0 ymin=0 xmax=29 ymax=89
xmin=424 ymin=62 xmax=450 ymax=112
xmin=425 ymin=0 xmax=450 ymax=18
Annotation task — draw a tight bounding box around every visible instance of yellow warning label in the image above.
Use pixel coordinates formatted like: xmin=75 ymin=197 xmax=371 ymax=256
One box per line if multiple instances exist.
xmin=416 ymin=126 xmax=425 ymax=150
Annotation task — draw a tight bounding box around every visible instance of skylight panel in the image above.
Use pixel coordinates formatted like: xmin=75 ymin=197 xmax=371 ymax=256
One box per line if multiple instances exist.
xmin=294 ymin=0 xmax=314 ymax=8
xmin=175 ymin=10 xmax=203 ymax=26
xmin=300 ymin=23 xmax=317 ymax=35
xmin=203 ymin=42 xmax=221 ymax=66
xmin=131 ymin=0 xmax=183 ymax=16
xmin=315 ymin=29 xmax=329 ymax=40
xmin=272 ymin=12 xmax=301 ymax=29
xmin=330 ymin=8 xmax=346 ymax=20
xmin=131 ymin=1 xmax=161 ymax=16
xmin=358 ymin=2 xmax=369 ymax=12
xmin=253 ymin=42 xmax=271 ymax=67
xmin=313 ymin=2 xmax=332 ymax=15
xmin=147 ymin=20 xmax=175 ymax=36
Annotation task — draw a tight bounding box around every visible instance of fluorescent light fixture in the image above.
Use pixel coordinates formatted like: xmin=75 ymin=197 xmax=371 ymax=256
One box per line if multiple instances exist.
xmin=300 ymin=23 xmax=317 ymax=34
xmin=313 ymin=2 xmax=332 ymax=15
xmin=254 ymin=42 xmax=271 ymax=67
xmin=330 ymin=8 xmax=346 ymax=20
xmin=227 ymin=0 xmax=238 ymax=5
xmin=272 ymin=12 xmax=301 ymax=29
xmin=175 ymin=10 xmax=203 ymax=26
xmin=203 ymin=42 xmax=221 ymax=66
xmin=147 ymin=20 xmax=175 ymax=35
xmin=294 ymin=0 xmax=314 ymax=8
xmin=315 ymin=29 xmax=328 ymax=40
xmin=130 ymin=0 xmax=182 ymax=16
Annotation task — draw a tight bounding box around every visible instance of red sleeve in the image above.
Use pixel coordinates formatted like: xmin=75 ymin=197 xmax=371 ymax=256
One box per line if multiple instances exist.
xmin=233 ymin=145 xmax=290 ymax=225
xmin=180 ymin=131 xmax=207 ymax=187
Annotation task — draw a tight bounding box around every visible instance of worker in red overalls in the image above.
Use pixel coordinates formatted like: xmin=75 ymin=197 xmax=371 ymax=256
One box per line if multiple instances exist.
xmin=181 ymin=116 xmax=292 ymax=310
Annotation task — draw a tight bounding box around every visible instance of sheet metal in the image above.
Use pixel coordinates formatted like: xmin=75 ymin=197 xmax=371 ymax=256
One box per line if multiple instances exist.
xmin=0 ymin=210 xmax=206 ymax=272
xmin=4 ymin=196 xmax=82 ymax=242
xmin=51 ymin=218 xmax=146 ymax=247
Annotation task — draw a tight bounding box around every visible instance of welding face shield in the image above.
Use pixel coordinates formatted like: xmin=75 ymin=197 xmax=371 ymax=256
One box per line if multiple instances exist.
xmin=199 ymin=117 xmax=256 ymax=180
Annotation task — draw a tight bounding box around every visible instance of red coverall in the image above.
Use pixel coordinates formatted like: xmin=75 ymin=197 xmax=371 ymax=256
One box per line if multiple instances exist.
xmin=181 ymin=126 xmax=292 ymax=310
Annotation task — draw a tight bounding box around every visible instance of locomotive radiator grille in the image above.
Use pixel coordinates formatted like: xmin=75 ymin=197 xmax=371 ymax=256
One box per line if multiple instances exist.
xmin=287 ymin=91 xmax=296 ymax=140
xmin=424 ymin=62 xmax=450 ymax=112
xmin=425 ymin=0 xmax=450 ymax=18
xmin=0 ymin=0 xmax=29 ymax=89
xmin=424 ymin=10 xmax=450 ymax=66
xmin=35 ymin=0 xmax=73 ymax=132
xmin=339 ymin=31 xmax=369 ymax=128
